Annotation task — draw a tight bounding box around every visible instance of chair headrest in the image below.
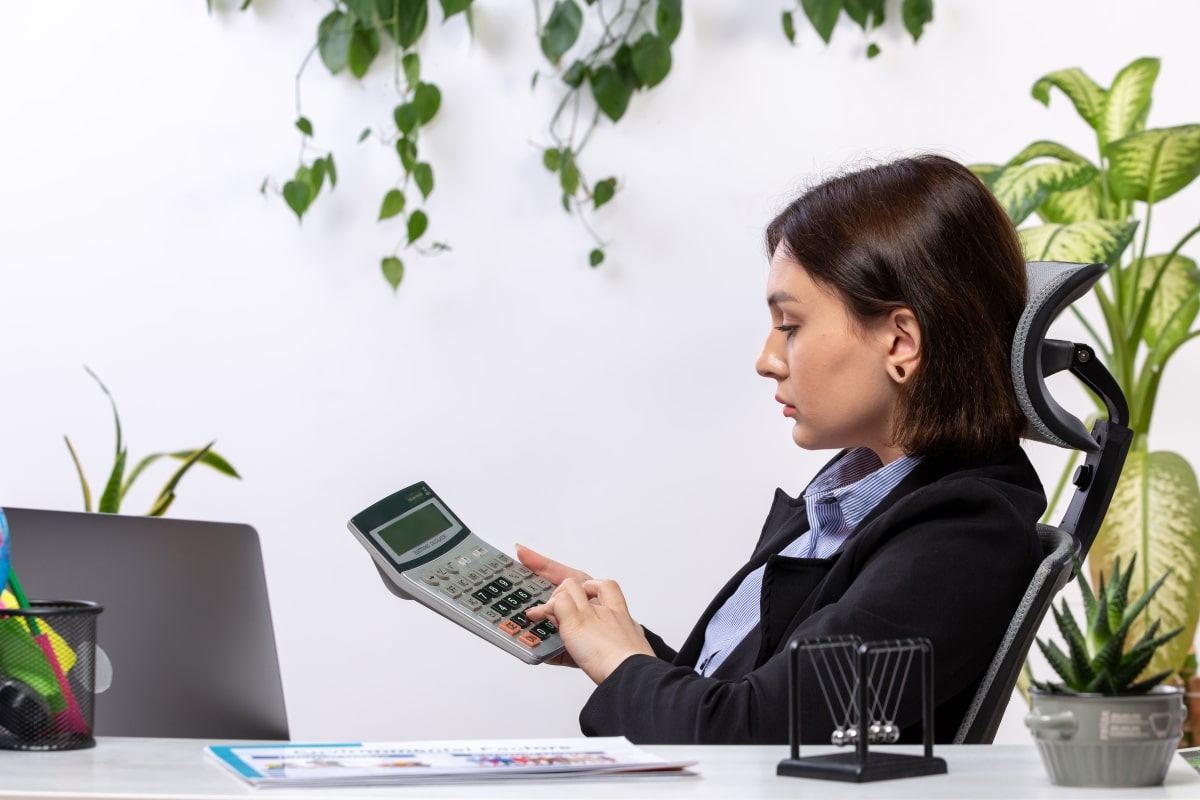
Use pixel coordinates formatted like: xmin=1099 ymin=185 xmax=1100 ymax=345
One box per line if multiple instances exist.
xmin=1011 ymin=261 xmax=1109 ymax=452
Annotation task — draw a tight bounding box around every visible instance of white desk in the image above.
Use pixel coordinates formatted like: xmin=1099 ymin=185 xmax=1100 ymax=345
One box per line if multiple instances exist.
xmin=0 ymin=738 xmax=1196 ymax=799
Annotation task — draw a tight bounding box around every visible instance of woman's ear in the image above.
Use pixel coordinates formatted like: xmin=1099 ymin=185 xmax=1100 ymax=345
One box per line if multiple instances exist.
xmin=884 ymin=308 xmax=921 ymax=384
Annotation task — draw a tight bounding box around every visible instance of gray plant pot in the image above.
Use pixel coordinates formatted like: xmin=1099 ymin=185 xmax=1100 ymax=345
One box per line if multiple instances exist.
xmin=1025 ymin=685 xmax=1186 ymax=787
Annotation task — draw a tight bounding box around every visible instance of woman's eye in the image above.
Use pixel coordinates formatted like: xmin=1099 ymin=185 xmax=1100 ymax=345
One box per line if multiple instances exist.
xmin=775 ymin=324 xmax=798 ymax=336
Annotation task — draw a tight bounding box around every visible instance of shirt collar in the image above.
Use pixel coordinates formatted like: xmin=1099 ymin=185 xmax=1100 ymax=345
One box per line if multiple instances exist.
xmin=805 ymin=448 xmax=922 ymax=532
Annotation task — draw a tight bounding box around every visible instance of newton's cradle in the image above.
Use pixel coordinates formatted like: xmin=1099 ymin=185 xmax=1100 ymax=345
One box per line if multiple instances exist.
xmin=776 ymin=636 xmax=947 ymax=782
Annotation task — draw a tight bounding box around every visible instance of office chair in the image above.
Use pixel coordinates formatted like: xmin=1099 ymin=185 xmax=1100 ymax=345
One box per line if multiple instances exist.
xmin=953 ymin=261 xmax=1134 ymax=744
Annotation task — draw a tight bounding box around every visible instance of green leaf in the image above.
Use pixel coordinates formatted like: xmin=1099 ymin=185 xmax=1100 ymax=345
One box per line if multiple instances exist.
xmin=440 ymin=0 xmax=472 ymax=18
xmin=590 ymin=64 xmax=633 ymax=122
xmin=844 ymin=0 xmax=884 ymax=29
xmin=282 ymin=180 xmax=312 ymax=221
xmin=295 ymin=116 xmax=313 ymax=137
xmin=866 ymin=42 xmax=880 ymax=58
xmin=382 ymin=256 xmax=404 ymax=290
xmin=1091 ymin=451 xmax=1200 ymax=679
xmin=306 ymin=159 xmax=326 ymax=196
xmin=146 ymin=442 xmax=214 ymax=517
xmin=99 ymin=447 xmax=127 ymax=514
xmin=402 ymin=52 xmax=420 ymax=87
xmin=1006 ymin=140 xmax=1093 ymax=167
xmin=541 ymin=0 xmax=583 ymax=64
xmin=359 ymin=127 xmax=372 ymax=143
xmin=543 ymin=147 xmax=563 ymax=172
xmin=801 ymin=0 xmax=842 ymax=44
xmin=377 ymin=0 xmax=428 ymax=48
xmin=63 ymin=436 xmax=93 ymax=513
xmin=413 ymin=82 xmax=441 ymax=125
xmin=1101 ymin=57 xmax=1160 ymax=153
xmin=631 ymin=34 xmax=671 ymax=88
xmin=324 ymin=154 xmax=338 ymax=189
xmin=414 ymin=162 xmax=434 ymax=199
xmin=318 ymin=11 xmax=354 ymax=75
xmin=589 ymin=248 xmax=604 ymax=267
xmin=1018 ymin=220 xmax=1138 ymax=265
xmin=562 ymin=59 xmax=588 ymax=88
xmin=345 ymin=0 xmax=376 ymax=22
xmin=656 ymin=0 xmax=683 ymax=45
xmin=901 ymin=0 xmax=932 ymax=41
xmin=1037 ymin=182 xmax=1102 ymax=225
xmin=560 ymin=152 xmax=580 ymax=196
xmin=396 ymin=137 xmax=417 ymax=172
xmin=781 ymin=11 xmax=796 ymax=44
xmin=348 ymin=23 xmax=381 ymax=78
xmin=1136 ymin=254 xmax=1200 ymax=349
xmin=1032 ymin=67 xmax=1106 ymax=134
xmin=990 ymin=161 xmax=1098 ymax=225
xmin=1108 ymin=125 xmax=1200 ymax=204
xmin=593 ymin=177 xmax=616 ymax=208
xmin=84 ymin=366 xmax=122 ymax=458
xmin=407 ymin=209 xmax=429 ymax=244
xmin=394 ymin=102 xmax=419 ymax=135
xmin=379 ymin=188 xmax=406 ymax=220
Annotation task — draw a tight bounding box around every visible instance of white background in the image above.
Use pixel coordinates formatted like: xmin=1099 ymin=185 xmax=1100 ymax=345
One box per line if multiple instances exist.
xmin=2 ymin=1 xmax=1198 ymax=744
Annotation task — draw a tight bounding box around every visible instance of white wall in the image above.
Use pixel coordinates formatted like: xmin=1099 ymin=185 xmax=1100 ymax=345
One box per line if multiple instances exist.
xmin=2 ymin=0 xmax=1198 ymax=744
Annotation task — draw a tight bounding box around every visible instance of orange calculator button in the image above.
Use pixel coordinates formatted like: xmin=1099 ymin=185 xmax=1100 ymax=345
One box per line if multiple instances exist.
xmin=498 ymin=619 xmax=522 ymax=636
xmin=518 ymin=632 xmax=542 ymax=648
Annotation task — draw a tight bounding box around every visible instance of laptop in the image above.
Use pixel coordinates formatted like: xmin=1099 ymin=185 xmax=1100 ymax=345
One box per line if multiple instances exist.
xmin=2 ymin=507 xmax=289 ymax=740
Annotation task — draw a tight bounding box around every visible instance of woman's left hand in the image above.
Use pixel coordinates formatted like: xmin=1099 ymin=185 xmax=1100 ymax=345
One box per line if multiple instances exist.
xmin=526 ymin=578 xmax=655 ymax=684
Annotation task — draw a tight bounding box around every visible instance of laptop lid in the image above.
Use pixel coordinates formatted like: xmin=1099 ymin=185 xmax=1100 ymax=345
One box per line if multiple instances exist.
xmin=2 ymin=507 xmax=289 ymax=740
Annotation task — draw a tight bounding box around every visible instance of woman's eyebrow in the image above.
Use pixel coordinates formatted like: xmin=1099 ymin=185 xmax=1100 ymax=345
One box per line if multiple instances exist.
xmin=767 ymin=290 xmax=798 ymax=307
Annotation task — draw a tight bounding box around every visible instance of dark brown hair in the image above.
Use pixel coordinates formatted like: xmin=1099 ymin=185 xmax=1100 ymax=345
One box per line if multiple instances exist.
xmin=765 ymin=154 xmax=1027 ymax=459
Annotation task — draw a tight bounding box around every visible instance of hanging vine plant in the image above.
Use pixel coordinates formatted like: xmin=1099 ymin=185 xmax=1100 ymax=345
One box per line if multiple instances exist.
xmin=214 ymin=0 xmax=936 ymax=289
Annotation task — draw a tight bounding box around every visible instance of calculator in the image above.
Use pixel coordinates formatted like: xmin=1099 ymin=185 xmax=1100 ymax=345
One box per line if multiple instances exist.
xmin=347 ymin=481 xmax=567 ymax=665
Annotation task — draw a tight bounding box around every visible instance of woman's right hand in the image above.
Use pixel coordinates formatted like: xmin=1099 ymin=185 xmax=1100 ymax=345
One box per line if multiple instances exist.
xmin=515 ymin=544 xmax=592 ymax=586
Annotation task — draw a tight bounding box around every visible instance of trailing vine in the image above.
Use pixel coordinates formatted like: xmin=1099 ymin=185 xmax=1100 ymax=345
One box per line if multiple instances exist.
xmin=215 ymin=0 xmax=936 ymax=289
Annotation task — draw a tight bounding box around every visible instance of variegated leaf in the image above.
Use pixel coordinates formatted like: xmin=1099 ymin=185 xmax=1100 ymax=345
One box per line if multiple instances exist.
xmin=1032 ymin=67 xmax=1106 ymax=132
xmin=1108 ymin=125 xmax=1200 ymax=203
xmin=1090 ymin=450 xmax=1200 ymax=679
xmin=1136 ymin=253 xmax=1200 ymax=350
xmin=1037 ymin=181 xmax=1102 ymax=225
xmin=991 ymin=162 xmax=1097 ymax=225
xmin=1100 ymin=57 xmax=1160 ymax=152
xmin=970 ymin=163 xmax=1003 ymax=189
xmin=1018 ymin=220 xmax=1137 ymax=265
xmin=1007 ymin=140 xmax=1092 ymax=167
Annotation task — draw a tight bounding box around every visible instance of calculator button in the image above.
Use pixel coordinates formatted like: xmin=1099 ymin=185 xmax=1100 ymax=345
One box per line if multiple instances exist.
xmin=472 ymin=546 xmax=488 ymax=558
xmin=442 ymin=561 xmax=460 ymax=574
xmin=481 ymin=607 xmax=503 ymax=623
xmin=518 ymin=632 xmax=542 ymax=648
xmin=471 ymin=589 xmax=493 ymax=604
xmin=461 ymin=595 xmax=483 ymax=610
xmin=510 ymin=612 xmax=530 ymax=628
xmin=475 ymin=564 xmax=494 ymax=578
xmin=500 ymin=570 xmax=524 ymax=585
xmin=502 ymin=593 xmax=524 ymax=609
xmin=527 ymin=577 xmax=552 ymax=592
xmin=490 ymin=602 xmax=512 ymax=617
xmin=513 ymin=588 xmax=533 ymax=603
xmin=512 ymin=565 xmax=533 ymax=578
xmin=484 ymin=582 xmax=504 ymax=597
xmin=498 ymin=619 xmax=522 ymax=636
xmin=440 ymin=584 xmax=462 ymax=599
xmin=531 ymin=623 xmax=553 ymax=640
xmin=494 ymin=577 xmax=513 ymax=591
xmin=465 ymin=571 xmax=485 ymax=585
xmin=541 ymin=620 xmax=557 ymax=634
xmin=496 ymin=553 xmax=514 ymax=567
xmin=454 ymin=577 xmax=472 ymax=591
xmin=485 ymin=559 xmax=504 ymax=572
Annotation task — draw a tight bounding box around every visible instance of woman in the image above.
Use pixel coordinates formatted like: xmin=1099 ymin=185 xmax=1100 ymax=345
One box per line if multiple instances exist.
xmin=522 ymin=154 xmax=1046 ymax=744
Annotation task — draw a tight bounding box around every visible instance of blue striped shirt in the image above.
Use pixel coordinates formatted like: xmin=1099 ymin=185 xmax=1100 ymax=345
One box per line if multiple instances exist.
xmin=694 ymin=448 xmax=921 ymax=676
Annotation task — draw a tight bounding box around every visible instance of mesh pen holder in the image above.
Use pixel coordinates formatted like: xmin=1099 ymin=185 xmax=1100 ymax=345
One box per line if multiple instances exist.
xmin=0 ymin=600 xmax=102 ymax=751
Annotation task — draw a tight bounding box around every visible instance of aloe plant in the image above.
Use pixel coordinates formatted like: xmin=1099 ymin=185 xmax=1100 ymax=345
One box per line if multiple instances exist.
xmin=1034 ymin=556 xmax=1181 ymax=695
xmin=64 ymin=367 xmax=240 ymax=517
xmin=972 ymin=57 xmax=1200 ymax=681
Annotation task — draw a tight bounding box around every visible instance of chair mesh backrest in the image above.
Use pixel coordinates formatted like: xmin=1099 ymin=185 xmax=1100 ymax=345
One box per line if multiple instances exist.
xmin=953 ymin=525 xmax=1075 ymax=743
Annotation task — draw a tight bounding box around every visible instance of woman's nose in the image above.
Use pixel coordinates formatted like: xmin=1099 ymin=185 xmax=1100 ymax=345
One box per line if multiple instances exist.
xmin=756 ymin=335 xmax=785 ymax=379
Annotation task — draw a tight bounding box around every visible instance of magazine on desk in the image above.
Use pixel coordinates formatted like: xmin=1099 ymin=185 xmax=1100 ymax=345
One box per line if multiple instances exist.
xmin=206 ymin=737 xmax=697 ymax=787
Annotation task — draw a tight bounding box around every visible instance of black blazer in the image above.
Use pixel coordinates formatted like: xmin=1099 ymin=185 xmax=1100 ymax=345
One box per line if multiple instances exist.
xmin=578 ymin=445 xmax=1046 ymax=744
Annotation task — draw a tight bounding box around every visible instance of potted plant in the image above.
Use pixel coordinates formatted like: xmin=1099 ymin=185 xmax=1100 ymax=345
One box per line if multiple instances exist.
xmin=972 ymin=56 xmax=1200 ymax=684
xmin=1025 ymin=555 xmax=1185 ymax=787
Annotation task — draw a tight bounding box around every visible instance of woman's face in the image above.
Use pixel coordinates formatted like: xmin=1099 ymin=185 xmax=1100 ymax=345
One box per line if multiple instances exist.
xmin=755 ymin=248 xmax=915 ymax=464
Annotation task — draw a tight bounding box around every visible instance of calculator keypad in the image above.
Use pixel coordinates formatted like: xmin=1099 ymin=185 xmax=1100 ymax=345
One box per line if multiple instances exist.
xmin=411 ymin=542 xmax=563 ymax=655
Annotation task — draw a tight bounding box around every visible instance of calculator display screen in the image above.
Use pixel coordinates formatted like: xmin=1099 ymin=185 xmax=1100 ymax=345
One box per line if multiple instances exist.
xmin=369 ymin=499 xmax=463 ymax=566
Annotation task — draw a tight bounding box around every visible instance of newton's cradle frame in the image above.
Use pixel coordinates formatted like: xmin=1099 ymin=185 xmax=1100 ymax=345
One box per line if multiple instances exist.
xmin=776 ymin=636 xmax=947 ymax=782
